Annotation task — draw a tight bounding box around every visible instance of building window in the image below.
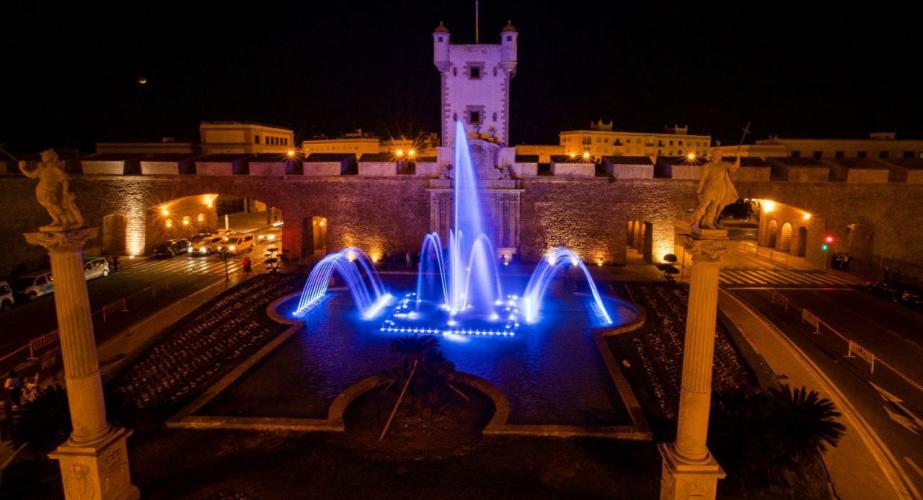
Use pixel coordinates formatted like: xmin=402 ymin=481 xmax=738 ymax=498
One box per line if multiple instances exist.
xmin=453 ymin=112 xmax=458 ymax=121
xmin=438 ymin=36 xmax=444 ymax=42
xmin=492 ymin=112 xmax=497 ymax=121
xmin=470 ymin=111 xmax=480 ymax=124
xmin=857 ymin=151 xmax=867 ymax=158
xmin=506 ymin=36 xmax=512 ymax=42
xmin=879 ymin=151 xmax=889 ymax=159
xmin=453 ymin=67 xmax=457 ymax=76
xmin=835 ymin=151 xmax=844 ymax=158
xmin=255 ymin=135 xmax=260 ymax=144
xmin=470 ymin=66 xmax=481 ymax=79
xmin=669 ymin=140 xmax=674 ymax=146
xmin=813 ymin=151 xmax=822 ymax=159
xmin=791 ymin=151 xmax=801 ymax=158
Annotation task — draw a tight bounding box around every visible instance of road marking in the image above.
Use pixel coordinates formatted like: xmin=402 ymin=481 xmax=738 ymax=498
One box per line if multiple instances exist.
xmin=906 ymin=457 xmax=923 ymax=481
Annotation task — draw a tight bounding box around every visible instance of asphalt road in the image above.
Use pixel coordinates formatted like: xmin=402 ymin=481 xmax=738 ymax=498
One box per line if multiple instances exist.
xmin=0 ymin=226 xmax=283 ymax=356
xmin=734 ymin=288 xmax=923 ymax=494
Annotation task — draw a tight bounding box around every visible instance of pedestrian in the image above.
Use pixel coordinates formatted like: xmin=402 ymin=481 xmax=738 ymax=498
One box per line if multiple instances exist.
xmin=21 ymin=373 xmax=40 ymax=405
xmin=3 ymin=370 xmax=22 ymax=407
xmin=242 ymin=256 xmax=252 ymax=275
xmin=0 ymin=399 xmax=9 ymax=441
xmin=112 ymin=254 xmax=120 ymax=272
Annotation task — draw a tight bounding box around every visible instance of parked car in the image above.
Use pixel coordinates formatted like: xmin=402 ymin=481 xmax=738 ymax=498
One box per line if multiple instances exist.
xmin=898 ymin=285 xmax=923 ymax=310
xmin=12 ymin=271 xmax=54 ymax=301
xmin=864 ymin=280 xmax=902 ymax=302
xmin=0 ymin=280 xmax=14 ymax=310
xmin=153 ymin=239 xmax=192 ymax=258
xmin=190 ymin=236 xmax=223 ymax=256
xmin=83 ymin=257 xmax=110 ymax=280
xmin=215 ymin=235 xmax=255 ymax=256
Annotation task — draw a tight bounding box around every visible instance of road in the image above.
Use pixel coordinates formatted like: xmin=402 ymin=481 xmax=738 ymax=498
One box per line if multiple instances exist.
xmin=729 ymin=279 xmax=923 ymax=495
xmin=0 ymin=225 xmax=283 ymax=358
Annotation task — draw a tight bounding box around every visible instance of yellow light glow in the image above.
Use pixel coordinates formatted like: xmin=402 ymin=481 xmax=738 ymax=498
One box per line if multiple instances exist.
xmin=229 ymin=245 xmax=236 ymax=252
xmin=802 ymin=212 xmax=812 ymax=220
xmin=687 ymin=152 xmax=697 ymax=160
xmin=762 ymin=200 xmax=776 ymax=213
xmin=370 ymin=252 xmax=382 ymax=263
xmin=347 ymin=250 xmax=357 ymax=262
xmin=182 ymin=216 xmax=190 ymax=226
xmin=395 ymin=149 xmax=404 ymax=158
xmin=582 ymin=151 xmax=590 ymax=160
xmin=267 ymin=234 xmax=276 ymax=241
xmin=160 ymin=206 xmax=169 ymax=216
xmin=165 ymin=219 xmax=173 ymax=228
xmin=197 ymin=213 xmax=205 ymax=222
xmin=319 ymin=219 xmax=326 ymax=227
xmin=569 ymin=152 xmax=576 ymax=159
xmin=408 ymin=149 xmax=416 ymax=158
xmin=596 ymin=259 xmax=604 ymax=267
xmin=287 ymin=150 xmax=295 ymax=158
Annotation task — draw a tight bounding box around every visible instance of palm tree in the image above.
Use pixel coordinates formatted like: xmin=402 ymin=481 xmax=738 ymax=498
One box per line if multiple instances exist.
xmin=766 ymin=385 xmax=845 ymax=462
xmin=710 ymin=385 xmax=845 ymax=495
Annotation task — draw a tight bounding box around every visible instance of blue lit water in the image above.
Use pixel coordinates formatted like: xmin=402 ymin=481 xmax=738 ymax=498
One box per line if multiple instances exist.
xmin=202 ymin=273 xmax=636 ymax=426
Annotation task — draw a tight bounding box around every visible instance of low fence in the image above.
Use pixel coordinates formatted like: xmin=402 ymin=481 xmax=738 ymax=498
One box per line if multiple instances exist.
xmin=769 ymin=291 xmax=923 ymax=395
xmin=0 ymin=279 xmax=173 ymax=371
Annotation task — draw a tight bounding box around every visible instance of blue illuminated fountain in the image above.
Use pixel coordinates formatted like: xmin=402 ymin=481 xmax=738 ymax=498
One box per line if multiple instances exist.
xmin=295 ymin=121 xmax=615 ymax=336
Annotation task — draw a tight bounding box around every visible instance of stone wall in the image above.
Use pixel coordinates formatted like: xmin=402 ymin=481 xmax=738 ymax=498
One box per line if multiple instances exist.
xmin=2 ymin=174 xmax=923 ymax=280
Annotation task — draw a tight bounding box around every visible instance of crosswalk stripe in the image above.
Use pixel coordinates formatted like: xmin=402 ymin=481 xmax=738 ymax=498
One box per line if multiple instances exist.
xmin=719 ymin=267 xmax=854 ymax=287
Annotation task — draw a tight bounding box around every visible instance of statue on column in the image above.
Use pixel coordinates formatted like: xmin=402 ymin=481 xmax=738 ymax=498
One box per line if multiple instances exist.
xmin=18 ymin=149 xmax=84 ymax=231
xmin=689 ymin=150 xmax=740 ymax=230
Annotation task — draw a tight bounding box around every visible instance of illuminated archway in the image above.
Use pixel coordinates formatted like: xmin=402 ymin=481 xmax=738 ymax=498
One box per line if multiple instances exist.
xmin=779 ymin=223 xmax=793 ymax=252
xmin=767 ymin=219 xmax=779 ymax=248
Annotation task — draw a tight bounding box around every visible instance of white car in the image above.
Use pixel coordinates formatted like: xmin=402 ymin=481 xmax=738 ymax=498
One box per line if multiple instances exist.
xmin=215 ymin=235 xmax=255 ymax=256
xmin=84 ymin=257 xmax=110 ymax=280
xmin=12 ymin=271 xmax=54 ymax=301
xmin=0 ymin=281 xmax=14 ymax=310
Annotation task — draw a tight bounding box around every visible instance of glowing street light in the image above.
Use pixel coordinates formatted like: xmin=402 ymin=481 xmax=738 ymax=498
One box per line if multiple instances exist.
xmin=287 ymin=149 xmax=295 ymax=158
xmin=160 ymin=206 xmax=169 ymax=216
xmin=395 ymin=149 xmax=405 ymax=158
xmin=408 ymin=149 xmax=416 ymax=158
xmin=762 ymin=200 xmax=776 ymax=213
xmin=687 ymin=152 xmax=697 ymax=161
xmin=802 ymin=212 xmax=812 ymax=220
xmin=582 ymin=151 xmax=591 ymax=160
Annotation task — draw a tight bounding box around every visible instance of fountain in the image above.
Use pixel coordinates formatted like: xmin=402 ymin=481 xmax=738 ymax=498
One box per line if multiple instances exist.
xmin=296 ymin=121 xmax=614 ymax=336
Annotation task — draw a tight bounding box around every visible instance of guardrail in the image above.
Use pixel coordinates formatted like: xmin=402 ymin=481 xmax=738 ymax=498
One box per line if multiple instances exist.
xmin=770 ymin=291 xmax=923 ymax=394
xmin=0 ymin=278 xmax=174 ymax=372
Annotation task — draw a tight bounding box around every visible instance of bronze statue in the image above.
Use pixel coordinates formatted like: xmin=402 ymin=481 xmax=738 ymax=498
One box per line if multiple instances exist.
xmin=690 ymin=149 xmax=740 ymax=229
xmin=18 ymin=149 xmax=84 ymax=230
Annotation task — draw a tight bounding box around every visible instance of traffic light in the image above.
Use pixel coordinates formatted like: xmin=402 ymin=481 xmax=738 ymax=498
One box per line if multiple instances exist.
xmin=821 ymin=234 xmax=835 ymax=252
xmin=821 ymin=243 xmax=829 ymax=252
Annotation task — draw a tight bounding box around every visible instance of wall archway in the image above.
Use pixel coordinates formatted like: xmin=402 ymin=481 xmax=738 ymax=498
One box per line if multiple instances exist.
xmin=795 ymin=226 xmax=808 ymax=257
xmin=779 ymin=223 xmax=793 ymax=252
xmin=767 ymin=219 xmax=779 ymax=248
xmin=102 ymin=214 xmax=127 ymax=255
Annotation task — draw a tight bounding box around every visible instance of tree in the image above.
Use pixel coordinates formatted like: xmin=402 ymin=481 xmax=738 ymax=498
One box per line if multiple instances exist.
xmin=709 ymin=385 xmax=845 ymax=494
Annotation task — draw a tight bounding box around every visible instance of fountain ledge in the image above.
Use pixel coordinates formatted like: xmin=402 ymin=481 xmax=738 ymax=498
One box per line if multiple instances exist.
xmin=168 ymin=292 xmax=652 ymax=440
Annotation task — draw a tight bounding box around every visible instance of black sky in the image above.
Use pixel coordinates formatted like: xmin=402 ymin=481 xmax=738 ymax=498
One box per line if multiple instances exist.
xmin=2 ymin=0 xmax=920 ymax=152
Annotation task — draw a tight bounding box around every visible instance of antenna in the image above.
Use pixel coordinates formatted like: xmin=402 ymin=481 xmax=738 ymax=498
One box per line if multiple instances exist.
xmin=475 ymin=0 xmax=480 ymax=43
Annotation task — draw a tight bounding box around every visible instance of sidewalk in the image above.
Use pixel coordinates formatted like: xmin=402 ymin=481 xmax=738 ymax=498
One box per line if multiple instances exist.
xmin=718 ymin=289 xmax=917 ymax=499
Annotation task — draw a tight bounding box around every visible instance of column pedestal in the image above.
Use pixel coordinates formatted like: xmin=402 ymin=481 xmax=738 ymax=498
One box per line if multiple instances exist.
xmin=658 ymin=443 xmax=724 ymax=500
xmin=50 ymin=427 xmax=140 ymax=500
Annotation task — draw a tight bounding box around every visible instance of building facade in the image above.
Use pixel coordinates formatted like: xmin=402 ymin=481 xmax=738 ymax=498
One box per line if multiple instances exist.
xmin=559 ymin=121 xmax=711 ymax=160
xmin=756 ymin=133 xmax=923 ymax=160
xmin=200 ymin=122 xmax=294 ymax=155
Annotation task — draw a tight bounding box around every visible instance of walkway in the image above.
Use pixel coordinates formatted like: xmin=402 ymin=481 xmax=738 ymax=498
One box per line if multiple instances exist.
xmin=718 ymin=289 xmax=917 ymax=499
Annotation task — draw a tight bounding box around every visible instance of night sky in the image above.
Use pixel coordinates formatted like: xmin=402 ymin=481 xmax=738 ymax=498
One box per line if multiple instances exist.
xmin=2 ymin=1 xmax=920 ymax=153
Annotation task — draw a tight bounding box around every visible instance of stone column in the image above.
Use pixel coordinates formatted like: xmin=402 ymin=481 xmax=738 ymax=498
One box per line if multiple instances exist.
xmin=659 ymin=228 xmax=727 ymax=500
xmin=25 ymin=228 xmax=139 ymax=500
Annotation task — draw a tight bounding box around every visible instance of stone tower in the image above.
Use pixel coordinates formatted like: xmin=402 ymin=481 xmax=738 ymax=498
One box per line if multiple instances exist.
xmin=433 ymin=21 xmax=518 ymax=147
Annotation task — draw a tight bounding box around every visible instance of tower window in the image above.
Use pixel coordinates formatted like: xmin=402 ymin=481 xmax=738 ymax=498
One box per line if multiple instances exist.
xmin=493 ymin=112 xmax=497 ymax=121
xmin=453 ymin=67 xmax=457 ymax=76
xmin=470 ymin=111 xmax=480 ymax=124
xmin=438 ymin=36 xmax=444 ymax=42
xmin=254 ymin=135 xmax=260 ymax=144
xmin=506 ymin=36 xmax=512 ymax=42
xmin=470 ymin=66 xmax=480 ymax=79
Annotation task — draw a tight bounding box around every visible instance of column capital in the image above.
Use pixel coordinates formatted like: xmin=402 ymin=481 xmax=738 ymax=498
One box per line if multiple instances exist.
xmin=25 ymin=227 xmax=98 ymax=253
xmin=682 ymin=231 xmax=728 ymax=263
